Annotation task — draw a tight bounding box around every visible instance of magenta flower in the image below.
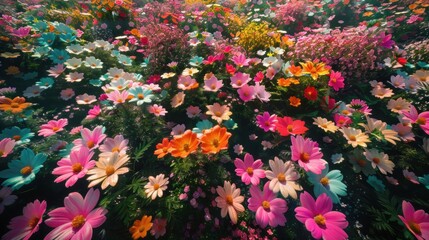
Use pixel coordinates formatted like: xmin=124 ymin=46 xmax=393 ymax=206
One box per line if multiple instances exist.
xmin=11 ymin=26 xmax=31 ymax=38
xmin=402 ymin=105 xmax=429 ymax=135
xmin=72 ymin=126 xmax=106 ymax=151
xmin=2 ymin=200 xmax=46 ymax=240
xmin=328 ymin=71 xmax=345 ymax=91
xmin=291 ymin=135 xmax=327 ymax=174
xmin=230 ymin=72 xmax=250 ymax=88
xmin=44 ymin=188 xmax=107 ymax=240
xmin=234 ymin=153 xmax=265 ymax=185
xmin=237 ymin=84 xmax=255 ymax=102
xmin=38 ymin=118 xmax=68 ymax=137
xmin=86 ymin=105 xmax=101 ymax=120
xmin=295 ymin=191 xmax=348 ymax=240
xmin=398 ymin=201 xmax=429 ymax=240
xmin=106 ymin=90 xmax=129 ymax=105
xmin=231 ymin=53 xmax=250 ymax=67
xmin=0 ymin=138 xmax=15 ymax=157
xmin=256 ymin=112 xmax=278 ymax=132
xmin=248 ymin=182 xmax=288 ymax=228
xmin=52 ymin=147 xmax=96 ymax=188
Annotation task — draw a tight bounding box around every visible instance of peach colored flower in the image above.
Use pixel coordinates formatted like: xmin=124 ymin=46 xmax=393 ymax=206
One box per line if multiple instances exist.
xmin=206 ymin=103 xmax=232 ymax=124
xmin=87 ymin=152 xmax=129 ymax=189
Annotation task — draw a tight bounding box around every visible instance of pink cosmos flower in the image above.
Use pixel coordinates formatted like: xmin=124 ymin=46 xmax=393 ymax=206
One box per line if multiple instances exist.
xmin=237 ymin=84 xmax=255 ymax=102
xmin=186 ymin=106 xmax=201 ymax=118
xmin=402 ymin=105 xmax=429 ymax=135
xmin=52 ymin=147 xmax=96 ymax=188
xmin=203 ymin=76 xmax=223 ymax=92
xmin=0 ymin=187 xmax=17 ymax=214
xmin=60 ymin=88 xmax=75 ymax=101
xmin=392 ymin=123 xmax=415 ymax=142
xmin=265 ymin=67 xmax=277 ymax=80
xmin=76 ymin=94 xmax=97 ymax=105
xmin=291 ymin=135 xmax=327 ymax=174
xmin=253 ymin=83 xmax=271 ymax=102
xmin=398 ymin=201 xmax=429 ymax=240
xmin=295 ymin=191 xmax=348 ymax=240
xmin=234 ymin=153 xmax=265 ymax=185
xmin=38 ymin=118 xmax=68 ymax=137
xmin=254 ymin=71 xmax=264 ymax=82
xmin=148 ymin=104 xmax=168 ymax=116
xmin=48 ymin=64 xmax=65 ymax=78
xmin=177 ymin=75 xmax=198 ymax=90
xmin=230 ymin=72 xmax=250 ymax=88
xmin=328 ymin=71 xmax=345 ymax=91
xmin=12 ymin=26 xmax=31 ymax=38
xmin=2 ymin=200 xmax=46 ymax=240
xmin=248 ymin=182 xmax=288 ymax=228
xmin=44 ymin=188 xmax=107 ymax=240
xmin=403 ymin=170 xmax=419 ymax=184
xmin=333 ymin=114 xmax=351 ymax=127
xmin=99 ymin=135 xmax=128 ymax=157
xmin=106 ymin=90 xmax=129 ymax=104
xmin=256 ymin=112 xmax=278 ymax=132
xmin=86 ymin=105 xmax=101 ymax=120
xmin=0 ymin=138 xmax=15 ymax=157
xmin=72 ymin=126 xmax=106 ymax=151
xmin=231 ymin=53 xmax=250 ymax=67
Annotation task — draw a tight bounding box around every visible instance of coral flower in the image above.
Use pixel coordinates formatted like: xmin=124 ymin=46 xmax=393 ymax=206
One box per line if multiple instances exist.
xmin=150 ymin=218 xmax=167 ymax=239
xmin=148 ymin=104 xmax=168 ymax=116
xmin=215 ymin=181 xmax=245 ymax=224
xmin=200 ymin=125 xmax=231 ymax=154
xmin=304 ymin=86 xmax=318 ymax=101
xmin=300 ymin=61 xmax=330 ymax=80
xmin=2 ymin=200 xmax=46 ymax=240
xmin=265 ymin=157 xmax=302 ymax=199
xmin=144 ymin=174 xmax=169 ymax=200
xmin=328 ymin=71 xmax=345 ymax=91
xmin=0 ymin=97 xmax=31 ymax=113
xmin=206 ymin=103 xmax=233 ymax=124
xmin=38 ymin=118 xmax=68 ymax=137
xmin=248 ymin=182 xmax=288 ymax=228
xmin=256 ymin=112 xmax=278 ymax=132
xmin=129 ymin=215 xmax=153 ymax=240
xmin=169 ymin=130 xmax=199 ymax=158
xmin=87 ymin=152 xmax=130 ymax=189
xmin=44 ymin=188 xmax=107 ymax=240
xmin=154 ymin=138 xmax=171 ymax=158
xmin=398 ymin=200 xmax=429 ymax=240
xmin=289 ymin=96 xmax=301 ymax=107
xmin=276 ymin=116 xmax=308 ymax=136
xmin=72 ymin=126 xmax=106 ymax=151
xmin=290 ymin=135 xmax=327 ymax=174
xmin=171 ymin=92 xmax=185 ymax=108
xmin=0 ymin=138 xmax=15 ymax=157
xmin=52 ymin=147 xmax=96 ymax=188
xmin=288 ymin=65 xmax=303 ymax=77
xmin=237 ymin=84 xmax=255 ymax=102
xmin=234 ymin=153 xmax=266 ymax=185
xmin=295 ymin=191 xmax=348 ymax=240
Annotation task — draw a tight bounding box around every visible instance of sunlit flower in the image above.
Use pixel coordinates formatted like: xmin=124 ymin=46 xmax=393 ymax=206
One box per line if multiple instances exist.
xmin=84 ymin=56 xmax=103 ymax=69
xmin=234 ymin=153 xmax=265 ymax=185
xmin=65 ymin=72 xmax=84 ymax=82
xmin=387 ymin=97 xmax=411 ymax=113
xmin=169 ymin=130 xmax=199 ymax=158
xmin=206 ymin=103 xmax=232 ymax=124
xmin=87 ymin=152 xmax=130 ymax=189
xmin=200 ymin=125 xmax=231 ymax=154
xmin=76 ymin=94 xmax=97 ymax=105
xmin=204 ymin=76 xmax=223 ymax=92
xmin=363 ymin=149 xmax=395 ymax=175
xmin=339 ymin=127 xmax=371 ymax=148
xmin=86 ymin=105 xmax=101 ymax=120
xmin=148 ymin=104 xmax=168 ymax=116
xmin=359 ymin=116 xmax=400 ymax=145
xmin=308 ymin=165 xmax=347 ymax=204
xmin=99 ymin=135 xmax=128 ymax=158
xmin=106 ymin=90 xmax=129 ymax=104
xmin=230 ymin=72 xmax=251 ymax=88
xmin=65 ymin=57 xmax=82 ymax=70
xmin=72 ymin=126 xmax=106 ymax=151
xmin=144 ymin=174 xmax=169 ymax=200
xmin=171 ymin=92 xmax=185 ymax=108
xmin=38 ymin=118 xmax=68 ymax=137
xmin=265 ymin=157 xmax=302 ymax=199
xmin=237 ymin=84 xmax=255 ymax=102
xmin=276 ymin=116 xmax=308 ymax=136
xmin=291 ymin=135 xmax=327 ymax=174
xmin=129 ymin=215 xmax=152 ymax=240
xmin=182 ymin=68 xmax=199 ymax=76
xmin=398 ymin=201 xmax=429 ymax=240
xmin=371 ymin=84 xmax=394 ymax=99
xmin=256 ymin=112 xmax=278 ymax=132
xmin=154 ymin=138 xmax=170 ymax=159
xmin=300 ymin=61 xmax=330 ymax=80
xmin=313 ymin=117 xmax=338 ymax=133
xmin=177 ymin=75 xmax=199 ymax=90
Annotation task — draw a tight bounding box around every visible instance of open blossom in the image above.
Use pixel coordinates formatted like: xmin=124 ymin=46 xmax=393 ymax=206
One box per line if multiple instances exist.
xmin=106 ymin=90 xmax=129 ymax=104
xmin=150 ymin=218 xmax=167 ymax=239
xmin=206 ymin=103 xmax=232 ymax=124
xmin=398 ymin=201 xmax=429 ymax=240
xmin=265 ymin=157 xmax=302 ymax=199
xmin=44 ymin=188 xmax=107 ymax=240
xmin=130 ymin=215 xmax=152 ymax=240
xmin=148 ymin=104 xmax=168 ymax=116
xmin=402 ymin=105 xmax=429 ymax=135
xmin=87 ymin=152 xmax=130 ymax=189
xmin=363 ymin=149 xmax=395 ymax=175
xmin=295 ymin=191 xmax=348 ymax=240
xmin=230 ymin=72 xmax=251 ymax=88
xmin=291 ymin=135 xmax=327 ymax=174
xmin=276 ymin=116 xmax=308 ymax=136
xmin=313 ymin=117 xmax=338 ymax=133
xmin=38 ymin=118 xmax=68 ymax=137
xmin=99 ymin=135 xmax=128 ymax=157
xmin=339 ymin=127 xmax=371 ymax=148
xmin=171 ymin=92 xmax=185 ymax=108
xmin=308 ymin=166 xmax=347 ymax=204
xmin=144 ymin=174 xmax=169 ymax=200
xmin=204 ymin=76 xmax=223 ymax=92
xmin=328 ymin=71 xmax=345 ymax=91
xmin=2 ymin=199 xmax=46 ymax=240
xmin=177 ymin=75 xmax=199 ymax=90
xmin=86 ymin=105 xmax=101 ymax=120
xmin=215 ymin=181 xmax=245 ymax=224
xmin=234 ymin=153 xmax=265 ymax=185
xmin=72 ymin=126 xmax=106 ymax=151
xmin=60 ymin=88 xmax=75 ymax=100
xmin=76 ymin=94 xmax=97 ymax=105
xmin=154 ymin=138 xmax=170 ymax=158
xmin=0 ymin=138 xmax=15 ymax=157
xmin=237 ymin=84 xmax=255 ymax=102
xmin=248 ymin=182 xmax=288 ymax=228
xmin=387 ymin=97 xmax=411 ymax=113
xmin=256 ymin=112 xmax=278 ymax=132
xmin=200 ymin=125 xmax=231 ymax=154
xmin=169 ymin=130 xmax=199 ymax=158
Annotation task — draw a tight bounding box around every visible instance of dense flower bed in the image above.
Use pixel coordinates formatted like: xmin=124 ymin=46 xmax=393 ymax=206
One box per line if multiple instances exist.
xmin=1 ymin=0 xmax=429 ymax=239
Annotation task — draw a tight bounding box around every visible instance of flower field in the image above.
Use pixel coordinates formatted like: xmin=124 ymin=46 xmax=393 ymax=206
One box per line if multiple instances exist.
xmin=1 ymin=0 xmax=429 ymax=239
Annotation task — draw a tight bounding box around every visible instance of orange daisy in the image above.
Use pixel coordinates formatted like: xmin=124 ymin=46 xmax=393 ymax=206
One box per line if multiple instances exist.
xmin=287 ymin=65 xmax=303 ymax=77
xmin=154 ymin=138 xmax=171 ymax=158
xmin=129 ymin=215 xmax=153 ymax=240
xmin=300 ymin=61 xmax=330 ymax=80
xmin=0 ymin=97 xmax=31 ymax=114
xmin=289 ymin=96 xmax=301 ymax=107
xmin=169 ymin=130 xmax=199 ymax=158
xmin=200 ymin=125 xmax=232 ymax=154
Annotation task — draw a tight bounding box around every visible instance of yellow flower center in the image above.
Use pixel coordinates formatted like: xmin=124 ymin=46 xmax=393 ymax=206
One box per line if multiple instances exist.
xmin=225 ymin=195 xmax=234 ymax=205
xmin=314 ymin=214 xmax=326 ymax=226
xmin=20 ymin=166 xmax=33 ymax=176
xmin=137 ymin=93 xmax=144 ymax=99
xmin=236 ymin=80 xmax=242 ymax=86
xmin=372 ymin=157 xmax=380 ymax=164
xmin=52 ymin=126 xmax=60 ymax=132
xmin=349 ymin=135 xmax=356 ymax=141
xmin=71 ymin=215 xmax=86 ymax=228
xmin=183 ymin=144 xmax=190 ymax=152
xmin=417 ymin=117 xmax=426 ymax=125
xmin=262 ymin=200 xmax=270 ymax=210
xmin=320 ymin=177 xmax=329 ymax=186
xmin=408 ymin=221 xmax=421 ymax=235
xmin=105 ymin=165 xmax=115 ymax=176
xmin=321 ymin=124 xmax=328 ymax=129
xmin=86 ymin=140 xmax=95 ymax=148
xmin=72 ymin=163 xmax=83 ymax=174
xmin=12 ymin=135 xmax=21 ymax=141
xmin=287 ymin=125 xmax=293 ymax=132
xmin=153 ymin=183 xmax=160 ymax=190
xmin=215 ymin=111 xmax=222 ymax=117
xmin=246 ymin=167 xmax=253 ymax=175
xmin=111 ymin=147 xmax=120 ymax=152
xmin=300 ymin=152 xmax=310 ymax=163
xmin=212 ymin=139 xmax=219 ymax=148
xmin=277 ymin=173 xmax=286 ymax=182
xmin=28 ymin=217 xmax=40 ymax=229
xmin=11 ymin=103 xmax=20 ymax=108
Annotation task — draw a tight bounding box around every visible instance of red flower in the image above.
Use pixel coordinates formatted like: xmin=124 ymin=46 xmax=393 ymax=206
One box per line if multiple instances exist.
xmin=226 ymin=64 xmax=236 ymax=75
xmin=397 ymin=57 xmax=407 ymax=65
xmin=276 ymin=116 xmax=308 ymax=136
xmin=304 ymin=86 xmax=318 ymax=101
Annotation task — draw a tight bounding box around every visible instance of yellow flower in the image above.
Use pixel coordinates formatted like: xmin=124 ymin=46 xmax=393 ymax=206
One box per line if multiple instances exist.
xmin=299 ymin=61 xmax=330 ymax=80
xmin=313 ymin=117 xmax=338 ymax=133
xmin=87 ymin=152 xmax=129 ymax=189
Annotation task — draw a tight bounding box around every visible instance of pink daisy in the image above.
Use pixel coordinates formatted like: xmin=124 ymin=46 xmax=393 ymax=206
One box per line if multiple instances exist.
xmin=0 ymin=138 xmax=16 ymax=157
xmin=2 ymin=199 xmax=46 ymax=240
xmin=256 ymin=112 xmax=278 ymax=132
xmin=38 ymin=118 xmax=68 ymax=137
xmin=295 ymin=191 xmax=348 ymax=240
xmin=72 ymin=126 xmax=106 ymax=151
xmin=44 ymin=188 xmax=107 ymax=240
xmin=99 ymin=135 xmax=129 ymax=157
xmin=148 ymin=104 xmax=168 ymax=116
xmin=231 ymin=53 xmax=250 ymax=67
xmin=86 ymin=105 xmax=101 ymax=120
xmin=203 ymin=76 xmax=223 ymax=92
xmin=52 ymin=147 xmax=96 ymax=188
xmin=291 ymin=135 xmax=327 ymax=174
xmin=237 ymin=84 xmax=255 ymax=102
xmin=230 ymin=72 xmax=250 ymax=88
xmin=47 ymin=64 xmax=65 ymax=78
xmin=106 ymin=90 xmax=129 ymax=104
xmin=328 ymin=71 xmax=345 ymax=91
xmin=398 ymin=201 xmax=429 ymax=240
xmin=234 ymin=153 xmax=265 ymax=185
xmin=248 ymin=182 xmax=288 ymax=228
xmin=402 ymin=105 xmax=429 ymax=135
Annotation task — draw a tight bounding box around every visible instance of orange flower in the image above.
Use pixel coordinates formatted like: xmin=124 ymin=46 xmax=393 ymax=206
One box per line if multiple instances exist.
xmin=154 ymin=138 xmax=171 ymax=158
xmin=287 ymin=65 xmax=303 ymax=77
xmin=129 ymin=215 xmax=153 ymax=240
xmin=289 ymin=96 xmax=301 ymax=107
xmin=169 ymin=130 xmax=199 ymax=158
xmin=200 ymin=125 xmax=232 ymax=154
xmin=0 ymin=97 xmax=31 ymax=113
xmin=300 ymin=61 xmax=330 ymax=80
xmin=277 ymin=78 xmax=292 ymax=87
xmin=5 ymin=66 xmax=20 ymax=75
